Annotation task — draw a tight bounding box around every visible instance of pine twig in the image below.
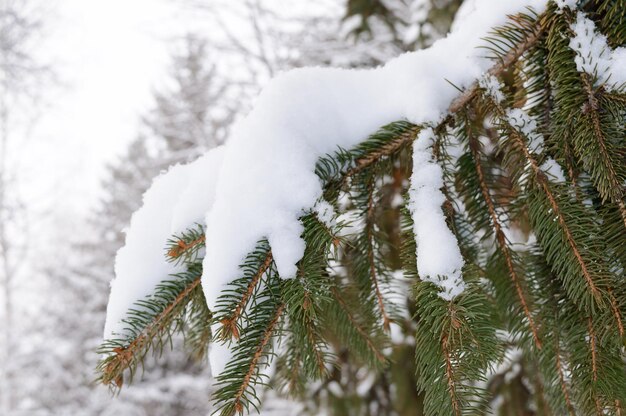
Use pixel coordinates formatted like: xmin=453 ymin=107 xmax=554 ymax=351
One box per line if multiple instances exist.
xmin=490 ymin=98 xmax=603 ymax=305
xmin=581 ymin=76 xmax=626 ymax=225
xmin=366 ymin=178 xmax=391 ymax=332
xmin=232 ymin=303 xmax=285 ymax=414
xmin=608 ymin=288 xmax=624 ymax=338
xmin=587 ymin=317 xmax=598 ymax=383
xmin=167 ymin=235 xmax=206 ymax=260
xmin=346 ymin=125 xmax=420 ymax=178
xmin=467 ymin=127 xmax=542 ymax=349
xmin=448 ymin=13 xmax=545 ymax=114
xmin=554 ymin=339 xmax=576 ymax=416
xmin=331 ymin=287 xmax=386 ymax=364
xmin=441 ymin=334 xmax=461 ymax=416
xmin=220 ymin=251 xmax=273 ymax=340
xmin=99 ymin=273 xmax=202 ymax=387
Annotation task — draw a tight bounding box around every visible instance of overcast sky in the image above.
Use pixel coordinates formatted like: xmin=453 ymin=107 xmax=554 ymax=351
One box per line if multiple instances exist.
xmin=23 ymin=0 xmax=193 ymax=219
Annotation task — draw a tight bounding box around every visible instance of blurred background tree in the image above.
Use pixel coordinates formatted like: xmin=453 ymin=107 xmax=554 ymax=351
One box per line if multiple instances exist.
xmin=0 ymin=0 xmax=54 ymax=414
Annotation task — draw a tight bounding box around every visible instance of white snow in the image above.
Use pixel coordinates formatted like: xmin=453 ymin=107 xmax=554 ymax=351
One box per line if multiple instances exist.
xmin=569 ymin=11 xmax=626 ymax=89
xmin=104 ymin=0 xmax=549 ymax=374
xmin=208 ymin=340 xmax=232 ymax=378
xmin=201 ymin=0 xmax=548 ymax=309
xmin=408 ymin=128 xmax=465 ymax=300
xmin=103 ymin=147 xmax=224 ymax=340
xmin=313 ymin=200 xmax=337 ymax=229
xmin=555 ymin=0 xmax=577 ymax=10
xmin=541 ymin=157 xmax=566 ymax=183
xmin=479 ymin=75 xmax=505 ymax=105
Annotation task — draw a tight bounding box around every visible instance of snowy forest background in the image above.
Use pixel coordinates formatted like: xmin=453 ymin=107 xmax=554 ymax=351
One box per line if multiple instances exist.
xmin=1 ymin=0 xmax=462 ymax=414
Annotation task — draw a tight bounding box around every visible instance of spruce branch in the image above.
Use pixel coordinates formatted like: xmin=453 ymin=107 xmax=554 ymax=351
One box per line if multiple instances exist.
xmin=593 ymin=0 xmax=626 ymax=46
xmin=96 ymin=263 xmax=203 ymax=389
xmin=448 ymin=10 xmax=545 ymax=114
xmin=366 ymin=177 xmax=391 ymax=332
xmin=166 ymin=224 xmax=206 ymax=265
xmin=579 ymin=75 xmax=626 ymax=225
xmin=316 ymin=121 xmax=419 ymax=205
xmin=413 ymin=281 xmax=500 ymax=416
xmin=587 ymin=317 xmax=598 ymax=383
xmin=185 ymin=286 xmax=213 ymax=361
xmin=533 ymin=256 xmax=578 ymax=415
xmin=345 ymin=124 xmax=421 ymax=178
xmin=608 ymin=288 xmax=624 ymax=338
xmin=486 ymin=93 xmax=607 ymax=308
xmin=218 ymin=251 xmax=273 ymax=341
xmin=604 ymin=92 xmax=626 ymax=105
xmin=318 ymin=9 xmax=547 ymax=202
xmin=278 ymin=279 xmax=330 ymax=393
xmin=293 ymin=216 xmax=340 ymax=370
xmin=231 ymin=303 xmax=285 ymax=415
xmin=304 ymin=317 xmax=327 ymax=375
xmin=441 ymin=333 xmax=461 ymax=416
xmin=466 ymin=116 xmax=542 ymax=349
xmin=212 ymin=273 xmax=284 ymax=416
xmin=555 ymin=338 xmax=576 ymax=416
xmin=275 ymin=214 xmax=339 ymax=392
xmin=330 ymin=286 xmax=387 ymax=366
xmin=94 ymin=6 xmax=626 ymax=414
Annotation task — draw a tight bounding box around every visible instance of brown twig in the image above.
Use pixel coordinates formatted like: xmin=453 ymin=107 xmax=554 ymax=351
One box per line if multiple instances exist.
xmin=220 ymin=251 xmax=273 ymax=340
xmin=167 ymin=235 xmax=206 ymax=259
xmin=331 ymin=287 xmax=386 ymax=364
xmin=232 ymin=303 xmax=285 ymax=413
xmin=608 ymin=288 xmax=624 ymax=338
xmin=491 ymin=99 xmax=602 ymax=304
xmin=468 ymin=131 xmax=542 ymax=349
xmin=345 ymin=126 xmax=420 ymax=179
xmin=448 ymin=16 xmax=545 ymax=114
xmin=587 ymin=317 xmax=598 ymax=383
xmin=554 ymin=332 xmax=576 ymax=415
xmin=102 ymin=275 xmax=202 ymax=385
xmin=441 ymin=335 xmax=461 ymax=416
xmin=366 ymin=178 xmax=391 ymax=332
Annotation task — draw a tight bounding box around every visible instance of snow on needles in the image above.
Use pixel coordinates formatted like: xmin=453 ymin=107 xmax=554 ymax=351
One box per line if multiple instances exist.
xmin=104 ymin=0 xmax=549 ymax=358
xmin=569 ymin=11 xmax=626 ymax=89
xmin=104 ymin=147 xmax=224 ymax=340
xmin=409 ymin=128 xmax=465 ymax=300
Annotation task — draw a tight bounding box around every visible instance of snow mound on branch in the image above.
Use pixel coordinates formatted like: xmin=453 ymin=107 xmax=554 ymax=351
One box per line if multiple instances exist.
xmin=408 ymin=129 xmax=465 ymax=300
xmin=201 ymin=0 xmax=548 ymax=309
xmin=104 ymin=0 xmax=549 ymax=345
xmin=104 ymin=147 xmax=224 ymax=339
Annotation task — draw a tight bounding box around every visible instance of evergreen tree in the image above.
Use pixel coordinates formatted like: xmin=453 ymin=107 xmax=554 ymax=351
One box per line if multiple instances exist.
xmin=97 ymin=1 xmax=626 ymax=415
xmin=17 ymin=35 xmax=232 ymax=415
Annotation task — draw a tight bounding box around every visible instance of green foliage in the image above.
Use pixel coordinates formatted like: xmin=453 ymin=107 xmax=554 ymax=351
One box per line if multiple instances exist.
xmin=165 ymin=224 xmax=206 ymax=266
xmin=212 ymin=272 xmax=284 ymax=415
xmin=95 ymin=262 xmax=206 ymax=390
xmin=97 ymin=3 xmax=626 ymax=415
